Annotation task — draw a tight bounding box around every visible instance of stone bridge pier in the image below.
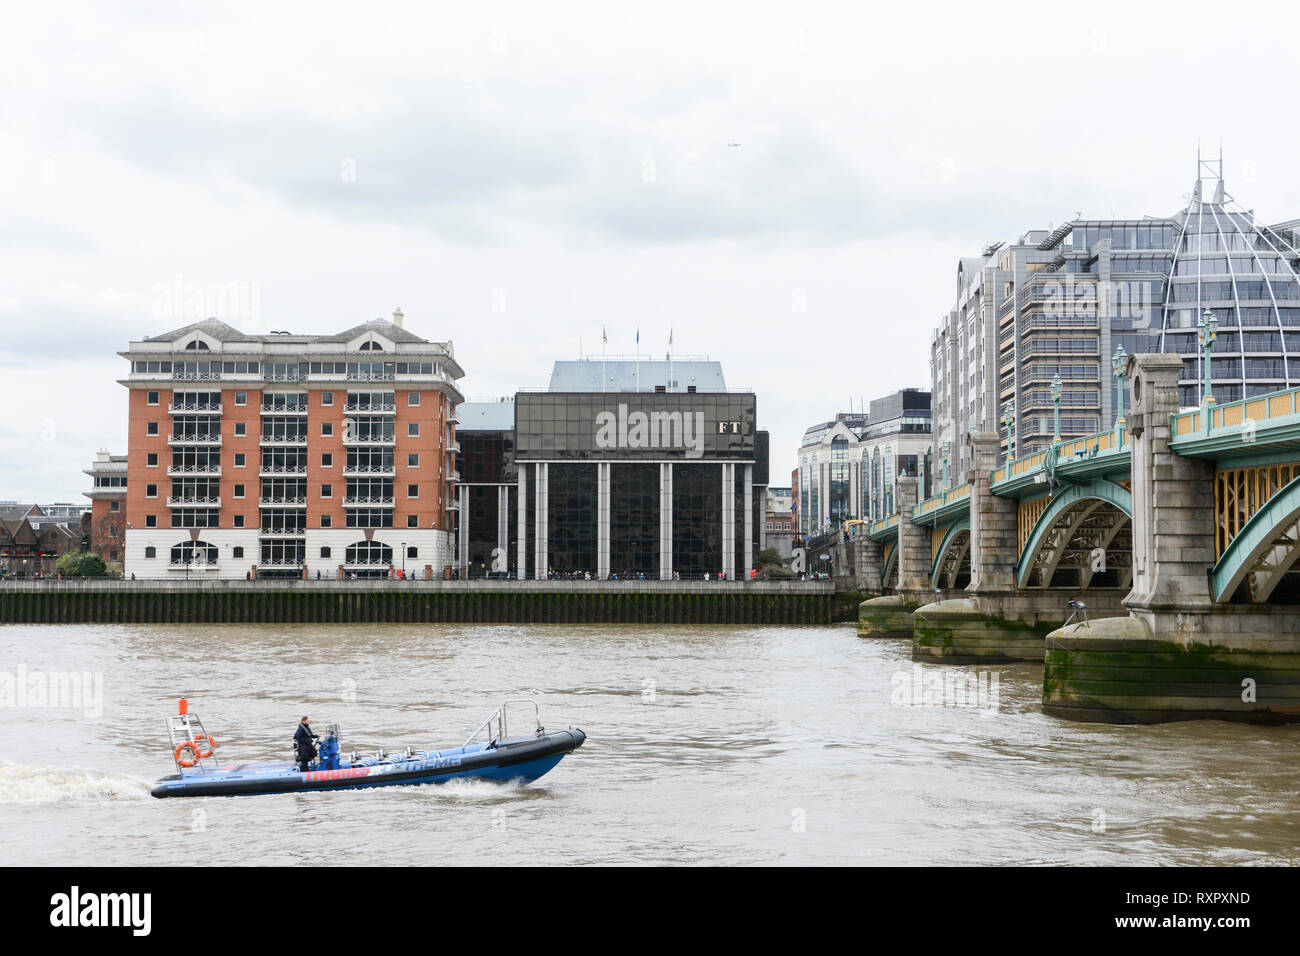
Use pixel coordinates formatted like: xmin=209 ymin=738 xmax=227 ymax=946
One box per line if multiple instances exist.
xmin=1044 ymin=353 xmax=1300 ymax=723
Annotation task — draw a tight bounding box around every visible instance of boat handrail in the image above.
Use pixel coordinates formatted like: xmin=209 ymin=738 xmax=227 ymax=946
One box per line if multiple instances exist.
xmin=462 ymin=698 xmax=543 ymax=750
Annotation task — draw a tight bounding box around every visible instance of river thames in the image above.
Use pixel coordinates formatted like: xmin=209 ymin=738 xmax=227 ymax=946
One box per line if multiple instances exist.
xmin=1 ymin=622 xmax=1297 ymax=865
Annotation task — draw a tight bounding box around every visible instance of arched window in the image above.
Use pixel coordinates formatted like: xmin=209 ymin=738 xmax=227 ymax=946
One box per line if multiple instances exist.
xmin=184 ymin=340 xmax=210 ymax=350
xmin=359 ymin=340 xmax=384 ymax=351
xmin=345 ymin=541 xmax=393 ymax=566
xmin=170 ymin=540 xmax=217 ymax=566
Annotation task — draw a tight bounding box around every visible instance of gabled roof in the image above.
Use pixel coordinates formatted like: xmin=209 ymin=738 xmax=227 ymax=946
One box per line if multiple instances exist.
xmin=146 ymin=319 xmax=257 ymax=343
xmin=314 ymin=320 xmax=429 ymax=345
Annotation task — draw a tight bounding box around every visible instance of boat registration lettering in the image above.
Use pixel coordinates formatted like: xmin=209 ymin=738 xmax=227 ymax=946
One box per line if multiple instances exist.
xmin=305 ymin=767 xmax=371 ymax=782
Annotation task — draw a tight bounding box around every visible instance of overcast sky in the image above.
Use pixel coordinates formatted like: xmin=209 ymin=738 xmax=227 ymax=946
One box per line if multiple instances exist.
xmin=4 ymin=0 xmax=1300 ymax=503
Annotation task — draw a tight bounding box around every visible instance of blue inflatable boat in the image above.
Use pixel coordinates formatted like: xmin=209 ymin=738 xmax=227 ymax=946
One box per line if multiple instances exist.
xmin=151 ymin=699 xmax=585 ymax=798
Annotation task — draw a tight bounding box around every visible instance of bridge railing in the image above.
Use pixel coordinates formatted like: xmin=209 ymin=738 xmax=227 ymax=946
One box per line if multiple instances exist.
xmin=1172 ymin=385 xmax=1300 ymax=439
xmin=991 ymin=424 xmax=1129 ymax=486
xmin=869 ymin=515 xmax=899 ymax=537
xmin=912 ymin=482 xmax=971 ymax=520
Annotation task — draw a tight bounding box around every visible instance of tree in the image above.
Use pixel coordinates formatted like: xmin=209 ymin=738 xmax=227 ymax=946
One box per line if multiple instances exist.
xmin=754 ymin=547 xmax=783 ymax=569
xmin=55 ymin=552 xmax=109 ymax=579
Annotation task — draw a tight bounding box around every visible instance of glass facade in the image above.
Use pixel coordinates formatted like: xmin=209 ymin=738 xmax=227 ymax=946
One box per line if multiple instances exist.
xmin=671 ymin=464 xmax=722 ymax=577
xmin=610 ymin=463 xmax=659 ymax=576
xmin=547 ymin=463 xmax=597 ymax=573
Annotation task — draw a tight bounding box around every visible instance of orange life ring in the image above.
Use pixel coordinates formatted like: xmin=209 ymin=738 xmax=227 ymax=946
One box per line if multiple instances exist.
xmin=191 ymin=734 xmax=216 ymax=758
xmin=175 ymin=741 xmax=201 ymax=767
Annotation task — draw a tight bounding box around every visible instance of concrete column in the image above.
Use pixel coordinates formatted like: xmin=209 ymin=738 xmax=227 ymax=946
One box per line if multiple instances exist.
xmin=659 ymin=463 xmax=673 ymax=580
xmin=720 ymin=463 xmax=734 ymax=580
xmin=497 ymin=485 xmax=508 ymax=574
xmin=965 ymin=431 xmax=1018 ymax=593
xmin=743 ymin=464 xmax=753 ymax=579
xmin=597 ymin=462 xmax=611 ymax=580
xmin=534 ymin=462 xmax=548 ymax=580
xmin=1125 ymin=353 xmax=1216 ymax=613
xmin=516 ymin=465 xmax=527 ymax=581
xmin=895 ymin=475 xmax=930 ymax=598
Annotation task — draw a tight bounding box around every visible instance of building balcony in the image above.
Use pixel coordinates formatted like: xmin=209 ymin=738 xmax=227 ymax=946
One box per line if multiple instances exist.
xmin=342 ymin=434 xmax=396 ymax=446
xmin=256 ymin=557 xmax=304 ymax=567
xmin=85 ymin=488 xmax=128 ymax=499
xmin=259 ymin=528 xmax=307 ymax=537
xmin=446 ymin=469 xmax=461 ymax=482
xmin=343 ymin=558 xmax=392 ymax=569
xmin=166 ymin=496 xmax=221 ymax=508
xmin=168 ymin=434 xmax=222 ymax=446
xmin=260 ymin=406 xmax=309 ymax=416
xmin=346 ymin=372 xmax=395 ymax=382
xmin=259 ymin=465 xmax=307 ymax=477
xmin=343 ymin=464 xmax=395 ymax=477
xmin=168 ymin=561 xmax=220 ymax=571
xmin=445 ymin=495 xmax=459 ymax=511
xmin=168 ymin=465 xmax=222 ymax=477
xmin=265 ymin=372 xmax=304 ymax=382
xmin=259 ymin=434 xmax=309 ymax=446
xmin=344 ymin=403 xmax=396 ymax=414
xmin=343 ymin=496 xmax=395 ymax=507
xmin=446 ymin=440 xmax=461 ymax=454
xmin=259 ymin=497 xmax=307 ymax=507
xmin=172 ymin=371 xmax=222 ymax=381
xmin=169 ymin=402 xmax=223 ymax=414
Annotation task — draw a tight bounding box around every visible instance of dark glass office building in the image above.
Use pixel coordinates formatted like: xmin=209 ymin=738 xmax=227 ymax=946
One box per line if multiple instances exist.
xmin=456 ymin=359 xmax=769 ymax=580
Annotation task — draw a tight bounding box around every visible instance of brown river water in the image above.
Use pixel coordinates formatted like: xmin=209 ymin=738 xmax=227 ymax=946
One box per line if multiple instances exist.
xmin=0 ymin=623 xmax=1297 ymax=865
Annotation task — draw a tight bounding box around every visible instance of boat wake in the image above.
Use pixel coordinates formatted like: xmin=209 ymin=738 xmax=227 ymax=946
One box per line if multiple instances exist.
xmin=0 ymin=760 xmax=153 ymax=803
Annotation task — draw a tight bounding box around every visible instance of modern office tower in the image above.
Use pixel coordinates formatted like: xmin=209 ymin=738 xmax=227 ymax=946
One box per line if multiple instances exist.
xmin=118 ymin=313 xmax=464 ymax=579
xmin=930 ymin=248 xmax=1004 ymax=484
xmin=932 ymin=155 xmax=1300 ymax=468
xmin=84 ymin=451 xmax=128 ymax=564
xmin=795 ymin=388 xmax=932 ymax=535
xmin=452 ymin=397 xmax=518 ymax=577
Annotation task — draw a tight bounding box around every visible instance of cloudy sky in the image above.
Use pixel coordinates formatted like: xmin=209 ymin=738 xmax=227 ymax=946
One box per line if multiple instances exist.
xmin=4 ymin=0 xmax=1300 ymax=503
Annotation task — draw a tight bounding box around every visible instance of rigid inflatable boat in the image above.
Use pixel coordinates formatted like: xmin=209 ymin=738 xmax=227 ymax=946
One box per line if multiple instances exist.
xmin=151 ymin=698 xmax=585 ymax=798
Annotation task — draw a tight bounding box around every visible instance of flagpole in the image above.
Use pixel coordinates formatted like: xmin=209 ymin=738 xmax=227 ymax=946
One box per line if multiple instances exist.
xmin=635 ymin=328 xmax=640 ymax=392
xmin=602 ymin=326 xmax=607 ymax=393
xmin=668 ymin=327 xmax=674 ymax=392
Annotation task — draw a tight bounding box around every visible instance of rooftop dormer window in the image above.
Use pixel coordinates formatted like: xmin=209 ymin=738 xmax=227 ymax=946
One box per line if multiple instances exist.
xmin=359 ymin=340 xmax=384 ymax=351
xmin=184 ymin=339 xmax=210 ymax=350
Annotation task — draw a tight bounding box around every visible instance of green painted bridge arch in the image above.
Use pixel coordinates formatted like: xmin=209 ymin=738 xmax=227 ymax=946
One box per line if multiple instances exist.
xmin=930 ymin=518 xmax=971 ymax=590
xmin=1212 ymin=474 xmax=1300 ymax=603
xmin=1015 ymin=478 xmax=1133 ymax=590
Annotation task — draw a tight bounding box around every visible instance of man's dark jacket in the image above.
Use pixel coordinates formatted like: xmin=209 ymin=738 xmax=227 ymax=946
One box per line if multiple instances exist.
xmin=294 ymin=722 xmax=318 ymax=761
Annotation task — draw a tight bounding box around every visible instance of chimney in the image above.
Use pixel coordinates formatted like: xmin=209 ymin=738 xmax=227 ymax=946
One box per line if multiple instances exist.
xmin=392 ymin=308 xmax=405 ymax=328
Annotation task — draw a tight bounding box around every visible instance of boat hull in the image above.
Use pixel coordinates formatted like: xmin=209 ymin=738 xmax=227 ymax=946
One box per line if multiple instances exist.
xmin=151 ymin=728 xmax=584 ymax=798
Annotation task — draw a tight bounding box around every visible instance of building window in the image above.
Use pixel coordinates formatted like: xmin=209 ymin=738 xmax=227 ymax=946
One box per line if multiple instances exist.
xmin=145 ymin=515 xmax=157 ymax=527
xmin=147 ymin=391 xmax=159 ymax=405
xmin=407 ymin=514 xmax=418 ymax=528
xmin=146 ymin=453 xmax=158 ymax=467
xmin=321 ymin=546 xmax=332 ymax=558
xmin=146 ymin=484 xmax=157 ymax=498
xmin=234 ymin=484 xmax=245 ymax=498
xmin=233 ymin=546 xmax=244 ymax=558
xmin=147 ymin=422 xmax=159 ymax=436
xmin=408 ymin=392 xmax=420 ymax=406
xmin=110 ymin=501 xmax=120 ymax=513
xmin=321 ymin=484 xmax=332 ymax=498
xmin=322 ymin=453 xmax=333 ymax=467
xmin=321 ymin=515 xmax=332 ymax=528
xmin=407 ymin=484 xmax=419 ymax=498
xmin=235 ymin=391 xmax=247 ymax=406
xmin=235 ymin=422 xmax=246 ymax=437
xmin=408 ymin=453 xmax=419 ymax=467
xmin=408 ymin=423 xmax=419 ymax=437
xmin=145 ymin=546 xmax=156 ymax=558
xmin=407 ymin=546 xmax=418 ymax=559
xmin=233 ymin=515 xmax=244 ymax=528
xmin=235 ymin=453 xmax=246 ymax=467
xmin=321 ymin=422 xmax=333 ymax=437
xmin=322 ymin=392 xmax=333 ymax=406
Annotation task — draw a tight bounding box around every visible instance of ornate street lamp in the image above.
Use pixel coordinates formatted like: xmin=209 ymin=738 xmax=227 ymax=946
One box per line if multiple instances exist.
xmin=1198 ymin=308 xmax=1218 ymax=408
xmin=1050 ymin=373 xmax=1064 ymax=443
xmin=1112 ymin=344 xmax=1128 ymax=436
xmin=1002 ymin=400 xmax=1016 ymax=464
